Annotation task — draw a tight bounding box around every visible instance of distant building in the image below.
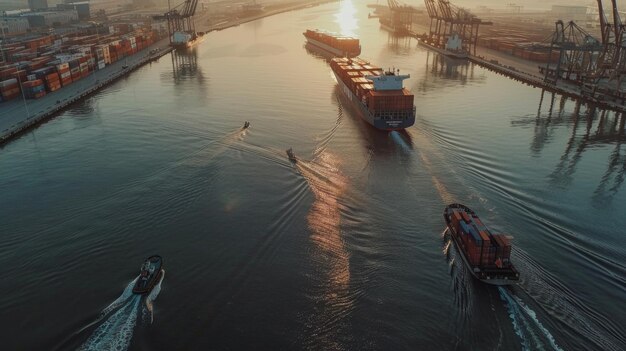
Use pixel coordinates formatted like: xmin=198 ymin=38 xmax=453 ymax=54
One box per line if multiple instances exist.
xmin=28 ymin=0 xmax=49 ymax=12
xmin=57 ymin=2 xmax=90 ymax=20
xmin=22 ymin=10 xmax=78 ymax=27
xmin=551 ymin=5 xmax=588 ymax=23
xmin=0 ymin=17 xmax=30 ymax=35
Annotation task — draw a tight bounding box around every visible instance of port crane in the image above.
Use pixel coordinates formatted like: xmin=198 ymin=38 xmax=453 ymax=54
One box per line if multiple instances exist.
xmin=591 ymin=0 xmax=625 ymax=92
xmin=541 ymin=20 xmax=602 ymax=84
xmin=422 ymin=0 xmax=491 ymax=54
xmin=154 ymin=0 xmax=200 ymax=45
xmin=384 ymin=0 xmax=420 ymax=35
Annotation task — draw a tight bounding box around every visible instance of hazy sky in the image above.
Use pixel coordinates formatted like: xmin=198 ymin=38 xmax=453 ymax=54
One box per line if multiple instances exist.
xmin=404 ymin=0 xmax=596 ymax=11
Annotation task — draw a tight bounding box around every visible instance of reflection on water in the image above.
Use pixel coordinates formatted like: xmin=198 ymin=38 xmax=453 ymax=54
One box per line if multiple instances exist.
xmin=417 ymin=51 xmax=486 ymax=93
xmin=385 ymin=33 xmax=413 ymax=56
xmin=2 ymin=2 xmax=625 ymax=350
xmin=513 ymin=90 xmax=626 ymax=201
xmin=424 ymin=51 xmax=473 ymax=83
xmin=335 ymin=0 xmax=358 ymax=37
xmin=296 ymin=153 xmax=351 ymax=350
xmin=170 ymin=49 xmax=205 ymax=84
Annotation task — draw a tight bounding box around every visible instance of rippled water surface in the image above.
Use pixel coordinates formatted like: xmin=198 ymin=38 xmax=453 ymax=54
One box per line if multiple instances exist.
xmin=1 ymin=1 xmax=625 ymax=350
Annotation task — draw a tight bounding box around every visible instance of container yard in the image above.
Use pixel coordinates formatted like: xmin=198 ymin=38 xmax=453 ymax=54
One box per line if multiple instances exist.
xmin=0 ymin=28 xmax=163 ymax=105
xmin=0 ymin=19 xmax=172 ymax=144
xmin=373 ymin=0 xmax=626 ymax=113
xmin=0 ymin=0 xmax=338 ymax=144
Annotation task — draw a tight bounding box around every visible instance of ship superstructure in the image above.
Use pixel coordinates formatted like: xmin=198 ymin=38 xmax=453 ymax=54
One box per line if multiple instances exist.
xmin=330 ymin=57 xmax=415 ymax=130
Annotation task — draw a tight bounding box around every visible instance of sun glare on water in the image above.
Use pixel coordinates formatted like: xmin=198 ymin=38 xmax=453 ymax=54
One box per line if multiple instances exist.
xmin=335 ymin=0 xmax=358 ymax=37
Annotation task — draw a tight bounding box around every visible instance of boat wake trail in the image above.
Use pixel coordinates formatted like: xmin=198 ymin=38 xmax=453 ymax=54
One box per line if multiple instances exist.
xmin=442 ymin=229 xmax=474 ymax=320
xmin=79 ymin=295 xmax=141 ymax=351
xmin=498 ymin=287 xmax=563 ymax=351
xmin=513 ymin=248 xmax=624 ymax=351
xmin=295 ymin=153 xmax=354 ymax=350
xmin=78 ymin=272 xmax=164 ymax=351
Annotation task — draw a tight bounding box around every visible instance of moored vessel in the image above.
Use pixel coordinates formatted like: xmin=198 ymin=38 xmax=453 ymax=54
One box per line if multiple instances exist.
xmin=303 ymin=29 xmax=361 ymax=58
xmin=330 ymin=57 xmax=416 ymax=131
xmin=172 ymin=31 xmax=205 ymax=49
xmin=133 ymin=255 xmax=164 ymax=295
xmin=418 ymin=33 xmax=468 ymax=59
xmin=443 ymin=204 xmax=519 ymax=285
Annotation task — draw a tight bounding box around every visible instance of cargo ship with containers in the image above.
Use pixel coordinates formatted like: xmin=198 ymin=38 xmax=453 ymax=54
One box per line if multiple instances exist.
xmin=303 ymin=29 xmax=361 ymax=57
xmin=444 ymin=204 xmax=519 ymax=285
xmin=1 ymin=27 xmax=160 ymax=104
xmin=330 ymin=57 xmax=415 ymax=130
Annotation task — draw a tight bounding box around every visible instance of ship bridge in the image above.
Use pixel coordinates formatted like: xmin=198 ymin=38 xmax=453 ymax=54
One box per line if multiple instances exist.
xmin=365 ymin=74 xmax=410 ymax=90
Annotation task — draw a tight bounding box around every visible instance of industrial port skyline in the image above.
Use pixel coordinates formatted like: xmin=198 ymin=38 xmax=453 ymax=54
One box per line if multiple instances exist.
xmin=1 ymin=0 xmax=624 ymax=350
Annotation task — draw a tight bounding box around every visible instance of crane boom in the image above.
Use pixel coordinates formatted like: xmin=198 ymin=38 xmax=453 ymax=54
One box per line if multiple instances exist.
xmin=597 ymin=0 xmax=609 ymax=44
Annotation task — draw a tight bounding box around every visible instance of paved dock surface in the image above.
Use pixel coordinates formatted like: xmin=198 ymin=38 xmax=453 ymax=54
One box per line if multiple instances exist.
xmin=0 ymin=38 xmax=172 ymax=143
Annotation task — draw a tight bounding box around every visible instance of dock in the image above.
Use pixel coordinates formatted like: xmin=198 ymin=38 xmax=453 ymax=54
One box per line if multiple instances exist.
xmin=412 ymin=34 xmax=626 ymax=114
xmin=466 ymin=54 xmax=626 ymax=114
xmin=0 ymin=40 xmax=173 ymax=145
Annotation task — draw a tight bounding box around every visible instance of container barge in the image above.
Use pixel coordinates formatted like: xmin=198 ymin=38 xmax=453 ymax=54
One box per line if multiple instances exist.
xmin=444 ymin=203 xmax=519 ymax=285
xmin=303 ymin=29 xmax=361 ymax=58
xmin=330 ymin=57 xmax=416 ymax=130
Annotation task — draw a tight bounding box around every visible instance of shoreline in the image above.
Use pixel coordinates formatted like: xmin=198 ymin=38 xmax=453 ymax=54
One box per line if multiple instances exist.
xmin=0 ymin=0 xmax=338 ymax=146
xmin=0 ymin=38 xmax=173 ymax=146
xmin=408 ymin=31 xmax=626 ymax=113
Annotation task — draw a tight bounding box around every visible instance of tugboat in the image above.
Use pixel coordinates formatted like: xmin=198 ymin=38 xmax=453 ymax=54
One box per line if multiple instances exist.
xmin=286 ymin=148 xmax=297 ymax=163
xmin=243 ymin=121 xmax=250 ymax=129
xmin=133 ymin=255 xmax=164 ymax=295
xmin=444 ymin=204 xmax=519 ymax=285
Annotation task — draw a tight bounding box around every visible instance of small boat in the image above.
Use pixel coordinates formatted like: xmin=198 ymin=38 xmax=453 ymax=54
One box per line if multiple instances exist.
xmin=286 ymin=148 xmax=297 ymax=162
xmin=132 ymin=255 xmax=163 ymax=295
xmin=444 ymin=204 xmax=519 ymax=285
xmin=243 ymin=121 xmax=250 ymax=129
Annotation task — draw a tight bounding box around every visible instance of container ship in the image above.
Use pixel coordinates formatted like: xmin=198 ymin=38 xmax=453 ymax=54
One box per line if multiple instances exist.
xmin=444 ymin=204 xmax=519 ymax=285
xmin=330 ymin=57 xmax=416 ymax=130
xmin=303 ymin=29 xmax=361 ymax=58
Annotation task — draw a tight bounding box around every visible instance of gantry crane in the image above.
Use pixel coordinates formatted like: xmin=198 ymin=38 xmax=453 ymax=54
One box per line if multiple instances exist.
xmin=423 ymin=0 xmax=491 ymax=54
xmin=154 ymin=0 xmax=200 ymax=45
xmin=383 ymin=0 xmax=420 ymax=35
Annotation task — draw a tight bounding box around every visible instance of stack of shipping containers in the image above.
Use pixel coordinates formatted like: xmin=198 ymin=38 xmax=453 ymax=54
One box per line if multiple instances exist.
xmin=0 ymin=27 xmax=162 ymax=103
xmin=448 ymin=208 xmax=513 ymax=268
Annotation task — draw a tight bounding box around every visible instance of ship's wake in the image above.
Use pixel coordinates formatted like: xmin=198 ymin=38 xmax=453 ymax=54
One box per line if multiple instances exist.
xmin=498 ymin=286 xmax=563 ymax=351
xmin=414 ymin=115 xmax=624 ymax=350
xmin=78 ymin=271 xmax=164 ymax=351
xmin=442 ymin=229 xmax=474 ymax=320
xmin=512 ymin=248 xmax=624 ymax=351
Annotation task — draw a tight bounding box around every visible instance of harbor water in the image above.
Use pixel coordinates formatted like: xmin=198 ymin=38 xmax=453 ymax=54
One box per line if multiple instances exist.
xmin=0 ymin=1 xmax=624 ymax=350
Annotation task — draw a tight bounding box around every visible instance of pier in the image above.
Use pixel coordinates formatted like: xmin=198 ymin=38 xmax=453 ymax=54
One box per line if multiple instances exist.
xmin=0 ymin=39 xmax=173 ymax=145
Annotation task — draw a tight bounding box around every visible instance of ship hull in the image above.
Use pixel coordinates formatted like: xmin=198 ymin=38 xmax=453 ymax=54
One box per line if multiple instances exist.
xmin=304 ymin=37 xmax=360 ymax=58
xmin=444 ymin=204 xmax=519 ymax=285
xmin=418 ymin=41 xmax=468 ymax=59
xmin=333 ymin=71 xmax=415 ymax=131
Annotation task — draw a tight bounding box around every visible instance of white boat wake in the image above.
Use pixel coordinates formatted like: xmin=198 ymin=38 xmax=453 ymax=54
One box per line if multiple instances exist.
xmin=499 ymin=287 xmax=563 ymax=351
xmin=78 ymin=271 xmax=164 ymax=351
